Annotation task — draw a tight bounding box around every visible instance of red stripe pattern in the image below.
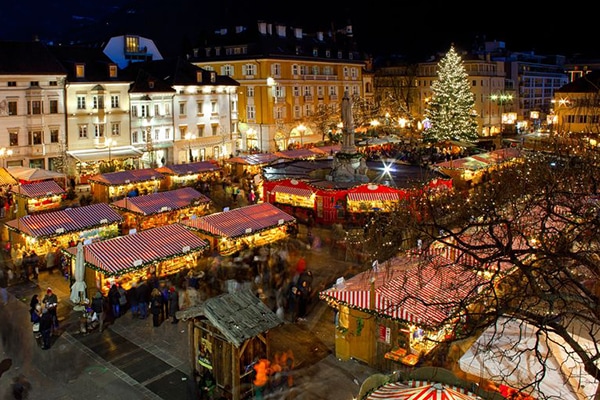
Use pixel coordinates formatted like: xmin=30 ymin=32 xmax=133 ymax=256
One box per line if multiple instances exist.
xmin=367 ymin=380 xmax=481 ymax=399
xmin=12 ymin=180 xmax=66 ymax=198
xmin=155 ymin=162 xmax=220 ymax=176
xmin=272 ymin=185 xmax=313 ymax=198
xmin=88 ymin=169 xmax=165 ymax=185
xmin=181 ymin=203 xmax=295 ymax=239
xmin=110 ymin=187 xmax=210 ymax=215
xmin=347 ymin=192 xmax=400 ymax=202
xmin=81 ymin=223 xmax=208 ymax=276
xmin=6 ymin=203 xmax=122 ymax=237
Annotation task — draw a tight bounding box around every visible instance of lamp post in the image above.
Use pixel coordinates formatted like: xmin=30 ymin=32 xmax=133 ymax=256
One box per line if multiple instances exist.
xmin=0 ymin=147 xmax=13 ymax=168
xmin=296 ymin=124 xmax=306 ymax=147
xmin=185 ymin=132 xmax=196 ymax=162
xmin=490 ymin=93 xmax=513 ymax=144
xmin=105 ymin=138 xmax=116 ymax=163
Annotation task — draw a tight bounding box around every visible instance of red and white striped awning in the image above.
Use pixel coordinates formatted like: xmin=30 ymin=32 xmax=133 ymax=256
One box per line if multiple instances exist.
xmin=64 ymin=223 xmax=209 ymax=276
xmin=347 ymin=192 xmax=400 ymax=202
xmin=111 ymin=187 xmax=210 ymax=215
xmin=272 ymin=185 xmax=314 ymax=198
xmin=6 ymin=203 xmax=122 ymax=238
xmin=181 ymin=203 xmax=296 ymax=239
xmin=11 ymin=180 xmax=66 ymax=198
xmin=320 ymin=256 xmax=482 ymax=326
xmin=367 ymin=380 xmax=482 ymax=399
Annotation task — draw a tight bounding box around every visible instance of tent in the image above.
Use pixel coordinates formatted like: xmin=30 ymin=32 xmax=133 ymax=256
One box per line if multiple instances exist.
xmin=7 ymin=166 xmax=67 ymax=185
xmin=365 ymin=380 xmax=482 ymax=400
xmin=459 ymin=317 xmax=599 ymax=400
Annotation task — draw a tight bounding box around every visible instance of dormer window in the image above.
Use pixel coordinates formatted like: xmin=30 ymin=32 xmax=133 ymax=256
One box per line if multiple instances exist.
xmin=76 ymin=64 xmax=85 ymax=78
xmin=109 ymin=64 xmax=117 ymax=78
xmin=149 ymin=81 xmax=155 ymax=89
xmin=197 ymin=71 xmax=203 ymax=83
xmin=210 ymin=72 xmax=216 ymax=83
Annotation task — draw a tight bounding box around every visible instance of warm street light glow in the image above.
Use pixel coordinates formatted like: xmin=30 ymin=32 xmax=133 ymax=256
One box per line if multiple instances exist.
xmin=0 ymin=147 xmax=13 ymax=168
xmin=296 ymin=124 xmax=306 ymax=145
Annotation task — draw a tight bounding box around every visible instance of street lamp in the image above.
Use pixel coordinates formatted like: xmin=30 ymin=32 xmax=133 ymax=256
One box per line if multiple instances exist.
xmin=105 ymin=138 xmax=116 ymax=162
xmin=185 ymin=132 xmax=196 ymax=162
xmin=490 ymin=93 xmax=513 ymax=140
xmin=296 ymin=124 xmax=306 ymax=147
xmin=0 ymin=147 xmax=13 ymax=168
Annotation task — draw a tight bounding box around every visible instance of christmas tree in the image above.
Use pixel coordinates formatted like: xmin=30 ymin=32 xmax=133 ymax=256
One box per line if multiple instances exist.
xmin=423 ymin=46 xmax=479 ymax=143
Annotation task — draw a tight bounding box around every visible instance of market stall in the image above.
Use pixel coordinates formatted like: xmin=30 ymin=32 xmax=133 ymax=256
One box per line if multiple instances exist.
xmin=224 ymin=153 xmax=279 ymax=177
xmin=319 ymin=255 xmax=483 ymax=371
xmin=345 ymin=183 xmax=404 ymax=213
xmin=6 ymin=166 xmax=67 ymax=186
xmin=11 ymin=180 xmax=67 ymax=217
xmin=177 ymin=289 xmax=283 ymax=400
xmin=0 ymin=167 xmax=18 ymax=188
xmin=155 ymin=161 xmax=221 ymax=191
xmin=110 ymin=187 xmax=212 ymax=233
xmin=180 ymin=203 xmax=296 ymax=256
xmin=88 ymin=168 xmax=166 ymax=203
xmin=61 ymin=223 xmax=209 ymax=294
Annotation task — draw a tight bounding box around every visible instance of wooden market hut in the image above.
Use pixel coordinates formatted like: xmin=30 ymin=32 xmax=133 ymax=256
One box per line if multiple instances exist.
xmin=61 ymin=223 xmax=209 ymax=294
xmin=262 ymin=178 xmax=317 ymax=224
xmin=319 ymin=255 xmax=483 ymax=372
xmin=155 ymin=161 xmax=222 ymax=191
xmin=11 ymin=180 xmax=67 ymax=218
xmin=177 ymin=289 xmax=283 ymax=400
xmin=180 ymin=203 xmax=296 ymax=256
xmin=6 ymin=202 xmax=123 ymax=258
xmin=224 ymin=153 xmax=279 ymax=177
xmin=88 ymin=168 xmax=166 ymax=203
xmin=110 ymin=187 xmax=212 ymax=234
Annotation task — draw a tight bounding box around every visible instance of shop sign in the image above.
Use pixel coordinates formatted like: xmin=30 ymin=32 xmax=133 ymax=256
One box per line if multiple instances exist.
xmin=133 ymin=259 xmax=143 ymax=267
xmin=55 ymin=227 xmax=65 ymax=234
xmin=245 ymin=228 xmax=252 ymax=233
xmin=161 ymin=206 xmax=171 ymax=212
xmin=182 ymin=245 xmax=190 ymax=253
xmin=99 ymin=219 xmax=108 ymax=224
xmin=278 ymin=219 xmax=284 ymax=225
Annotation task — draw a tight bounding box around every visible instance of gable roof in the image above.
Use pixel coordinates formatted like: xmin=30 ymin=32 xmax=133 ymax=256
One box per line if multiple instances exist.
xmin=46 ymin=44 xmax=129 ymax=82
xmin=202 ymin=289 xmax=283 ymax=347
xmin=555 ymin=70 xmax=600 ymax=93
xmin=0 ymin=40 xmax=67 ymax=74
xmin=110 ymin=187 xmax=210 ymax=215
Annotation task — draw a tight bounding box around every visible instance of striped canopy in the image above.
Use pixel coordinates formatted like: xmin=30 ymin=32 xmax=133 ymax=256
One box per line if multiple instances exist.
xmin=366 ymin=380 xmax=481 ymax=400
xmin=111 ymin=187 xmax=210 ymax=215
xmin=11 ymin=180 xmax=66 ymax=198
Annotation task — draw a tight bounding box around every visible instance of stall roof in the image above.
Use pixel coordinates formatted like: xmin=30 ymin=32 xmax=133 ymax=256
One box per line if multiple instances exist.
xmin=433 ymin=148 xmax=522 ymax=171
xmin=64 ymin=223 xmax=209 ymax=277
xmin=226 ymin=153 xmax=280 ymax=165
xmin=202 ymin=289 xmax=283 ymax=347
xmin=319 ymin=255 xmax=483 ymax=327
xmin=0 ymin=168 xmax=18 ymax=187
xmin=181 ymin=203 xmax=296 ymax=239
xmin=272 ymin=184 xmax=314 ymax=198
xmin=346 ymin=183 xmax=403 ymax=202
xmin=88 ymin=168 xmax=165 ymax=186
xmin=67 ymin=146 xmax=143 ymax=162
xmin=11 ymin=180 xmax=66 ymax=198
xmin=155 ymin=161 xmax=221 ymax=176
xmin=6 ymin=203 xmax=122 ymax=238
xmin=7 ymin=166 xmax=66 ymax=183
xmin=273 ymin=148 xmax=322 ymax=160
xmin=110 ymin=187 xmax=211 ymax=215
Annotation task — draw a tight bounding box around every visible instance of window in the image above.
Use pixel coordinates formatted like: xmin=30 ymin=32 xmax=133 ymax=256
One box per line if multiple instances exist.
xmin=243 ymin=64 xmax=257 ymax=76
xmin=210 ymin=72 xmax=216 ymax=83
xmin=30 ymin=81 xmax=39 ymax=87
xmin=92 ymin=95 xmax=104 ymax=109
xmin=111 ymin=123 xmax=120 ymax=136
xmin=111 ymin=95 xmax=120 ymax=108
xmin=246 ymin=87 xmax=255 ymax=97
xmin=350 ymin=68 xmax=358 ymax=79
xmin=197 ymin=124 xmax=204 ymax=137
xmin=77 ymin=96 xmax=86 ymax=110
xmin=196 ymin=101 xmax=204 ymax=115
xmin=312 ymin=66 xmax=319 ymax=75
xmin=8 ymin=101 xmax=17 ymax=115
xmin=29 ymin=130 xmax=43 ymax=145
xmin=317 ymin=86 xmax=324 ymax=97
xmin=49 ymin=81 xmax=57 ymax=87
xmin=272 ymin=63 xmax=281 ymax=77
xmin=165 ymin=128 xmax=171 ymax=140
xmin=49 ymin=99 xmax=58 ymax=114
xmin=343 ymin=67 xmax=349 ymax=78
xmin=275 ymin=107 xmax=284 ymax=119
xmin=211 ymin=124 xmax=218 ymax=136
xmin=299 ymin=65 xmax=309 ymax=75
xmin=78 ymin=125 xmax=88 ymax=139
xmin=222 ymin=65 xmax=234 ymax=76
xmin=76 ymin=64 xmax=85 ymax=78
xmin=294 ymin=105 xmax=301 ymax=119
xmin=154 ymin=104 xmax=160 ymax=116
xmin=293 ymin=86 xmax=300 ymax=97
xmin=292 ymin=65 xmax=299 ymax=76
xmin=274 ymin=86 xmax=284 ymax=99
xmin=7 ymin=81 xmax=16 ymax=87
xmin=304 ymin=104 xmax=312 ymax=116
xmin=247 ymin=105 xmax=256 ymax=120
xmin=130 ymin=105 xmax=138 ymax=117
xmin=109 ymin=64 xmax=117 ymax=78
xmin=9 ymin=130 xmax=18 ymax=146
xmin=312 ymin=48 xmax=318 ymax=57
xmin=179 ymin=102 xmax=186 ymax=115
xmin=94 ymin=124 xmax=105 ymax=138
xmin=50 ymin=128 xmax=59 ymax=143
xmin=140 ymin=104 xmax=149 ymax=117
xmin=125 ymin=35 xmax=140 ymax=53
xmin=132 ymin=130 xmax=139 ymax=143
xmin=28 ymin=100 xmax=42 ymax=115
xmin=154 ymin=129 xmax=160 ymax=141
xmin=211 ymin=101 xmax=218 ymax=114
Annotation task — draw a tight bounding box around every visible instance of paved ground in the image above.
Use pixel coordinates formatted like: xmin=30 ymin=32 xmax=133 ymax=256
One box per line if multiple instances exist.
xmin=0 ymin=213 xmax=378 ymax=400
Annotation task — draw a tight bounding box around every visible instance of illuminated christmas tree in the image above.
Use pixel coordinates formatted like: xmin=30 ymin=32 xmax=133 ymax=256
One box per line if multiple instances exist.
xmin=423 ymin=46 xmax=479 ymax=143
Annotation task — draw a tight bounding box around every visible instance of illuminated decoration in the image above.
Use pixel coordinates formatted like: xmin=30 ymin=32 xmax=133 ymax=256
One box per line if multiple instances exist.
xmin=423 ymin=46 xmax=478 ymax=143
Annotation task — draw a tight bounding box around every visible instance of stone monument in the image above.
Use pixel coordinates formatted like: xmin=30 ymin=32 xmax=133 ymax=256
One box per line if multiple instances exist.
xmin=328 ymin=91 xmax=369 ymax=183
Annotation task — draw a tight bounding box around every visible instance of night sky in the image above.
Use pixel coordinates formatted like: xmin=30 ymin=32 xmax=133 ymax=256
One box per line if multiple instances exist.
xmin=0 ymin=0 xmax=596 ymax=59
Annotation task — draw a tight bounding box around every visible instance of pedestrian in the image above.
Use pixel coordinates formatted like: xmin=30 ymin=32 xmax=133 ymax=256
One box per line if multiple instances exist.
xmin=91 ymin=291 xmax=105 ymax=333
xmin=29 ymin=295 xmax=40 ymax=318
xmin=168 ymin=286 xmax=179 ymax=324
xmin=159 ymin=282 xmax=169 ymax=321
xmin=0 ymin=268 xmax=8 ymax=306
xmin=252 ymin=357 xmax=271 ymax=400
xmin=118 ymin=284 xmax=128 ymax=316
xmin=11 ymin=374 xmax=31 ymax=400
xmin=136 ymin=279 xmax=150 ymax=319
xmin=42 ymin=287 xmax=59 ymax=330
xmin=39 ymin=307 xmax=53 ymax=349
xmin=150 ymin=288 xmax=163 ymax=327
xmin=30 ymin=303 xmax=42 ymax=339
xmin=127 ymin=281 xmax=139 ymax=318
xmin=108 ymin=283 xmax=121 ymax=319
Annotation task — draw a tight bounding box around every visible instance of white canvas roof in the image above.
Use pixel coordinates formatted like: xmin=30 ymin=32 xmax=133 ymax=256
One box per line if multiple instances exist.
xmin=459 ymin=317 xmax=598 ymax=400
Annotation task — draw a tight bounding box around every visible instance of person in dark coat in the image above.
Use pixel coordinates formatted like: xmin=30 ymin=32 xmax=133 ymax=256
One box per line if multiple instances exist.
xmin=168 ymin=286 xmax=179 ymax=324
xmin=149 ymin=288 xmax=163 ymax=327
xmin=91 ymin=291 xmax=106 ymax=333
xmin=39 ymin=307 xmax=53 ymax=349
xmin=136 ymin=279 xmax=150 ymax=319
xmin=127 ymin=282 xmax=139 ymax=319
xmin=108 ymin=284 xmax=121 ymax=319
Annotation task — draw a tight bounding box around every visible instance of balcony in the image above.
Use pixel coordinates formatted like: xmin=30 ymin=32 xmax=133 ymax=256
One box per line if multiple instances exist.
xmin=302 ymin=75 xmax=338 ymax=81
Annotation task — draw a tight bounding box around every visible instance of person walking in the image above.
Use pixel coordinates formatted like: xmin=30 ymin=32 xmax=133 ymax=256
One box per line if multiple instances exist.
xmin=136 ymin=279 xmax=150 ymax=320
xmin=168 ymin=286 xmax=179 ymax=324
xmin=108 ymin=283 xmax=121 ymax=319
xmin=91 ymin=291 xmax=105 ymax=333
xmin=42 ymin=288 xmax=59 ymax=331
xmin=117 ymin=284 xmax=128 ymax=316
xmin=150 ymin=288 xmax=163 ymax=327
xmin=39 ymin=307 xmax=53 ymax=349
xmin=127 ymin=281 xmax=139 ymax=318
